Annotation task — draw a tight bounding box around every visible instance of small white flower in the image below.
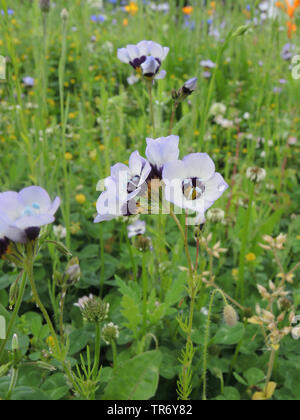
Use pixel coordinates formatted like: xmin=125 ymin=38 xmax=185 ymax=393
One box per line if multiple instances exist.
xmin=74 ymin=294 xmax=94 ymax=310
xmin=127 ymin=220 xmax=146 ymax=238
xmin=210 ymin=102 xmax=227 ymax=116
xmin=207 ymin=208 xmax=225 ymax=223
xmin=53 ymin=224 xmax=67 ymax=240
xmin=246 ymin=167 xmax=267 ymax=183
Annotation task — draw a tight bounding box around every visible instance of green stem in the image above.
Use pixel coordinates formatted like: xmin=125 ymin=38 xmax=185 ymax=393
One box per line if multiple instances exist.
xmin=59 ymin=14 xmax=71 ymax=250
xmin=142 ymin=252 xmax=148 ymax=336
xmin=170 ymin=209 xmax=194 ymax=280
xmin=169 ymin=102 xmax=178 ymax=135
xmin=147 ymin=81 xmax=155 ymax=137
xmin=5 ymin=367 xmax=18 ymax=400
xmin=111 ymin=340 xmax=118 ymax=373
xmin=202 ymin=289 xmax=228 ymax=401
xmin=264 ymin=348 xmax=277 ymax=394
xmin=237 ymin=182 xmax=255 ymax=303
xmin=26 ymin=258 xmax=61 ymax=356
xmin=92 ymin=323 xmax=101 ymax=380
xmin=0 ymin=271 xmax=27 ymax=363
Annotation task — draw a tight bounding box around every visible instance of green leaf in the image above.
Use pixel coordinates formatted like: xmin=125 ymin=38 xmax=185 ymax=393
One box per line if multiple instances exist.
xmin=213 ymin=323 xmax=245 ymax=345
xmin=165 ymin=273 xmax=186 ymax=307
xmin=0 ymin=275 xmax=13 ymax=290
xmin=216 ymin=387 xmax=241 ymax=401
xmin=102 ymin=351 xmax=162 ymax=400
xmin=11 ymin=386 xmax=49 ymax=401
xmin=244 ymin=368 xmax=265 ymax=386
xmin=233 ymin=372 xmax=248 ymax=386
xmin=68 ymin=328 xmax=92 ymax=355
xmin=120 ymin=295 xmax=142 ymax=334
xmin=41 ymin=373 xmax=69 ymax=400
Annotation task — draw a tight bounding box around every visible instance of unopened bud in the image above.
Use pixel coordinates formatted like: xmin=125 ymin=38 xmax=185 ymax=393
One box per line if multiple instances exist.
xmin=223 ymin=305 xmax=238 ymax=327
xmin=9 ymin=281 xmax=19 ymax=309
xmin=182 ymin=77 xmax=198 ymax=95
xmin=40 ymin=0 xmax=50 ymax=13
xmin=292 ymin=327 xmax=300 ymax=340
xmin=12 ymin=334 xmax=19 ymax=351
xmin=75 ymin=295 xmax=109 ymax=324
xmin=102 ymin=322 xmax=120 ymax=344
xmin=61 ymin=8 xmax=69 ymax=20
xmin=232 ymin=25 xmax=250 ymax=38
xmin=63 ymin=257 xmax=80 ymax=285
xmin=134 ymin=235 xmax=152 ymax=252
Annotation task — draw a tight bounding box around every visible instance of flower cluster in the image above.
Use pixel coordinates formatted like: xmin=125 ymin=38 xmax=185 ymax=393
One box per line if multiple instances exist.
xmin=0 ymin=186 xmax=60 ymax=258
xmin=74 ymin=294 xmax=110 ymax=324
xmin=94 ymin=136 xmax=229 ymax=226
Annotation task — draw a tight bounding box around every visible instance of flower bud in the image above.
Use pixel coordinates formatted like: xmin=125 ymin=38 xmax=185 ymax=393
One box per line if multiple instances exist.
xmin=12 ymin=334 xmax=19 ymax=351
xmin=232 ymin=25 xmax=250 ymax=38
xmin=182 ymin=77 xmax=198 ymax=95
xmin=206 ymin=208 xmax=225 ymax=223
xmin=223 ymin=305 xmax=238 ymax=327
xmin=134 ymin=235 xmax=152 ymax=252
xmin=292 ymin=326 xmax=300 ymax=340
xmin=102 ymin=322 xmax=120 ymax=344
xmin=40 ymin=0 xmax=50 ymax=13
xmin=61 ymin=8 xmax=69 ymax=20
xmin=9 ymin=281 xmax=19 ymax=309
xmin=63 ymin=257 xmax=80 ymax=286
xmin=75 ymin=295 xmax=109 ymax=324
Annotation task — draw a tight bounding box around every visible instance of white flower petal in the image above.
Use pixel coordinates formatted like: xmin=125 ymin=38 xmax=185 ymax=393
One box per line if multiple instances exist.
xmin=19 ymin=186 xmax=51 ymax=214
xmin=204 ymin=172 xmax=229 ymax=202
xmin=48 ymin=197 xmax=61 ymax=216
xmin=137 ymin=40 xmax=150 ymax=56
xmin=0 ymin=191 xmax=24 ymax=221
xmin=149 ymin=42 xmax=164 ymax=60
xmin=14 ymin=214 xmax=54 ymax=230
xmin=117 ymin=48 xmax=131 ymax=63
xmin=155 ymin=70 xmax=166 ymax=80
xmin=162 ymin=160 xmax=186 ymax=182
xmin=126 ymin=44 xmax=140 ymax=60
xmin=183 ymin=153 xmax=216 ymax=181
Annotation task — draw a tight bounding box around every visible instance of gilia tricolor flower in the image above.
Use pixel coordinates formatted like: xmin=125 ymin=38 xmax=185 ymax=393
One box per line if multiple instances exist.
xmin=162 ymin=153 xmax=229 ymax=216
xmin=117 ymin=40 xmax=169 ymax=79
xmin=94 ymin=151 xmax=151 ymax=223
xmin=0 ymin=186 xmax=60 ymax=242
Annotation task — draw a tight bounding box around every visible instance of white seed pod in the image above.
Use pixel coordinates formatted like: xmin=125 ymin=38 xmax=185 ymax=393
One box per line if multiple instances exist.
xmin=223 ymin=305 xmax=238 ymax=327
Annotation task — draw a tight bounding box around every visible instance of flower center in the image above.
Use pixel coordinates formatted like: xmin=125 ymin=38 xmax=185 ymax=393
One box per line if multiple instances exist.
xmin=182 ymin=178 xmax=205 ymax=201
xmin=22 ymin=202 xmax=40 ymax=217
xmin=127 ymin=175 xmax=140 ymax=193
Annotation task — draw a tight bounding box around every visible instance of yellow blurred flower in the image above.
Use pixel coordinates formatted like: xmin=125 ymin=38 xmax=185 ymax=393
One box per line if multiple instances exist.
xmin=125 ymin=1 xmax=138 ymax=16
xmin=182 ymin=6 xmax=193 ymax=15
xmin=76 ymin=194 xmax=86 ymax=204
xmin=246 ymin=253 xmax=256 ymax=262
xmin=65 ymin=152 xmax=73 ymax=161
